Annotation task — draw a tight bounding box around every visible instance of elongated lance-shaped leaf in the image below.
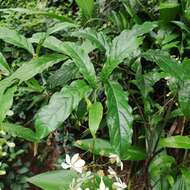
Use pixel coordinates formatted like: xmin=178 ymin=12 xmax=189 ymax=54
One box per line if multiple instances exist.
xmin=100 ymin=21 xmax=158 ymax=80
xmin=35 ymin=80 xmax=91 ymax=139
xmin=143 ymin=49 xmax=185 ymax=80
xmin=30 ymin=33 xmax=96 ymax=54
xmin=0 ymin=122 xmax=38 ymax=142
xmin=160 ymin=136 xmax=190 ymax=149
xmin=75 ymin=138 xmax=146 ymax=160
xmin=0 ymin=8 xmax=74 ymax=23
xmin=105 ymin=81 xmax=133 ymax=156
xmin=0 ymin=27 xmax=34 ymax=54
xmin=28 ymin=170 xmax=78 ymax=190
xmin=75 ymin=0 xmax=95 ymax=19
xmin=89 ymin=102 xmax=103 ymax=138
xmin=61 ymin=42 xmax=97 ymax=87
xmin=11 ymin=54 xmax=67 ymax=82
xmin=0 ymin=54 xmax=66 ymax=96
xmin=30 ymin=33 xmax=66 ymax=53
xmin=0 ymin=86 xmax=16 ymax=123
xmin=47 ymin=22 xmax=77 ymax=34
xmin=72 ymin=28 xmax=110 ymax=51
xmin=0 ymin=52 xmax=10 ymax=76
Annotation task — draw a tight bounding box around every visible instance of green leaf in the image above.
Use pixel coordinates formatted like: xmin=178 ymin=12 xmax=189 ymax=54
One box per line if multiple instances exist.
xmin=0 ymin=86 xmax=16 ymax=123
xmin=35 ymin=80 xmax=91 ymax=139
xmin=160 ymin=136 xmax=190 ymax=149
xmin=74 ymin=138 xmax=115 ymax=157
xmin=0 ymin=27 xmax=34 ymax=54
xmin=105 ymin=81 xmax=133 ymax=156
xmin=62 ymin=43 xmax=97 ymax=87
xmin=160 ymin=2 xmax=180 ymax=22
xmin=143 ymin=50 xmax=184 ymax=80
xmin=181 ymin=167 xmax=190 ymax=187
xmin=0 ymin=54 xmax=65 ymax=96
xmin=100 ymin=22 xmax=157 ymax=80
xmin=171 ymin=176 xmax=187 ymax=190
xmin=150 ymin=154 xmax=176 ymax=177
xmin=75 ymin=0 xmax=94 ymax=18
xmin=47 ymin=22 xmax=77 ymax=34
xmin=30 ymin=33 xmax=66 ymax=53
xmin=121 ymin=146 xmax=146 ymax=160
xmin=47 ymin=61 xmax=79 ymax=89
xmin=75 ymin=138 xmax=146 ymax=160
xmin=89 ymin=102 xmax=103 ymax=138
xmin=1 ymin=122 xmax=37 ymax=142
xmin=178 ymin=80 xmax=190 ymax=119
xmin=11 ymin=54 xmax=66 ymax=82
xmin=0 ymin=8 xmax=74 ymax=23
xmin=72 ymin=28 xmax=110 ymax=51
xmin=28 ymin=170 xmax=78 ymax=190
xmin=0 ymin=52 xmax=10 ymax=76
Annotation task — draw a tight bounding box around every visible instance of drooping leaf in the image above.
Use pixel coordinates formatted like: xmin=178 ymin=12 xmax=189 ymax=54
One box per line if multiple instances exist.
xmin=28 ymin=170 xmax=78 ymax=190
xmin=100 ymin=22 xmax=158 ymax=80
xmin=0 ymin=27 xmax=34 ymax=54
xmin=72 ymin=28 xmax=110 ymax=51
xmin=75 ymin=0 xmax=95 ymax=19
xmin=105 ymin=81 xmax=133 ymax=156
xmin=47 ymin=61 xmax=79 ymax=89
xmin=61 ymin=43 xmax=97 ymax=87
xmin=89 ymin=102 xmax=103 ymax=138
xmin=75 ymin=138 xmax=146 ymax=160
xmin=0 ymin=86 xmax=16 ymax=123
xmin=35 ymin=80 xmax=91 ymax=139
xmin=1 ymin=122 xmax=37 ymax=142
xmin=0 ymin=52 xmax=10 ymax=76
xmin=160 ymin=136 xmax=190 ymax=149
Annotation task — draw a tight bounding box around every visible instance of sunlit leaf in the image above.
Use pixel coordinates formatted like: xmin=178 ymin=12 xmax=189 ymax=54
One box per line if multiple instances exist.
xmin=160 ymin=136 xmax=190 ymax=149
xmin=28 ymin=170 xmax=78 ymax=190
xmin=105 ymin=81 xmax=133 ymax=156
xmin=0 ymin=27 xmax=34 ymax=54
xmin=35 ymin=80 xmax=91 ymax=139
xmin=89 ymin=102 xmax=103 ymax=138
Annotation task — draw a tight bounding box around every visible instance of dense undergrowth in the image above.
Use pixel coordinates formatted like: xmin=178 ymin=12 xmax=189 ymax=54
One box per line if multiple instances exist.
xmin=1 ymin=0 xmax=190 ymax=189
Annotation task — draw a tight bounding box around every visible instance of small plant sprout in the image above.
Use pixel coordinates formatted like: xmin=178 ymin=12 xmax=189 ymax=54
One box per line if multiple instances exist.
xmin=98 ymin=177 xmax=109 ymax=190
xmin=109 ymin=154 xmax=123 ymax=170
xmin=61 ymin=153 xmax=85 ymax=173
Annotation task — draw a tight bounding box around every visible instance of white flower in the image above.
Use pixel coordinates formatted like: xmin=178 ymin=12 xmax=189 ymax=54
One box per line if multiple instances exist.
xmin=61 ymin=153 xmax=85 ymax=173
xmin=108 ymin=167 xmax=117 ymax=177
xmin=98 ymin=177 xmax=109 ymax=190
xmin=113 ymin=177 xmax=127 ymax=190
xmin=7 ymin=142 xmax=15 ymax=148
xmin=109 ymin=154 xmax=123 ymax=170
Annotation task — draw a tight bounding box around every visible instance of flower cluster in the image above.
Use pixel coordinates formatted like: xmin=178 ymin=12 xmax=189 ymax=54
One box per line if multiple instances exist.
xmin=61 ymin=153 xmax=127 ymax=190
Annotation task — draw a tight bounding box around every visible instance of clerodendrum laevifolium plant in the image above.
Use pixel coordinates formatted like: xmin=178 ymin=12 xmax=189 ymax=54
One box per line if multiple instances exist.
xmin=2 ymin=0 xmax=190 ymax=189
xmin=0 ymin=17 xmax=157 ymax=188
